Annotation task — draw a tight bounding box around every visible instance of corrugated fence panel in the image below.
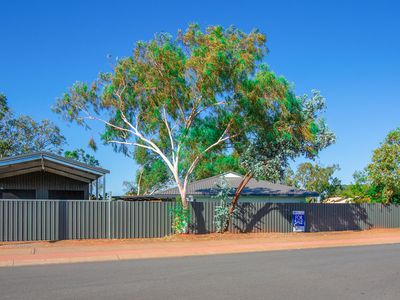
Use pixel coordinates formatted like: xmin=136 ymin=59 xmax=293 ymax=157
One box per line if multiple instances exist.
xmin=189 ymin=202 xmax=400 ymax=234
xmin=1 ymin=200 xmax=400 ymax=241
xmin=108 ymin=201 xmax=174 ymax=239
xmin=0 ymin=200 xmax=111 ymax=242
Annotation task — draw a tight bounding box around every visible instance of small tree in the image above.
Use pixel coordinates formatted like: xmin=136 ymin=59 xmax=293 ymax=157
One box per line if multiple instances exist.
xmin=169 ymin=197 xmax=191 ymax=234
xmin=0 ymin=94 xmax=66 ymax=158
xmin=212 ymin=176 xmax=234 ymax=233
xmin=338 ymin=170 xmax=374 ymax=203
xmin=64 ymin=148 xmax=105 ymax=199
xmin=338 ymin=129 xmax=400 ymax=204
xmin=367 ymin=128 xmax=400 ymax=203
xmin=288 ymin=162 xmax=342 ymax=201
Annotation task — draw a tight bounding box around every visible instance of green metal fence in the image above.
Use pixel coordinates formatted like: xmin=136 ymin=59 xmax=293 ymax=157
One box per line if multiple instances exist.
xmin=190 ymin=202 xmax=400 ymax=233
xmin=1 ymin=200 xmax=399 ymax=241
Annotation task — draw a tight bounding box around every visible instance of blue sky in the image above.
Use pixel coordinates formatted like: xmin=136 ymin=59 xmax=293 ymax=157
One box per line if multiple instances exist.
xmin=1 ymin=0 xmax=399 ymax=194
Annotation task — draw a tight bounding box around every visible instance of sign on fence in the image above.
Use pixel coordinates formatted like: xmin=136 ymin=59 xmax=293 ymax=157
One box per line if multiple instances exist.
xmin=292 ymin=211 xmax=305 ymax=232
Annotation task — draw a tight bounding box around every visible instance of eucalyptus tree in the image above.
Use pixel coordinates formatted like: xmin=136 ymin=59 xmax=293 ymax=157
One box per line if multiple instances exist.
xmin=54 ymin=24 xmax=288 ymax=210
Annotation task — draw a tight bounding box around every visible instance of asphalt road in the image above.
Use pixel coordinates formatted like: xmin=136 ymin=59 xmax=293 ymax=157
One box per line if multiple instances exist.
xmin=1 ymin=244 xmax=400 ymax=300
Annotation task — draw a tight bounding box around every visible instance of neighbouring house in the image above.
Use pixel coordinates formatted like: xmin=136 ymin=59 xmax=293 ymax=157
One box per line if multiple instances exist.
xmin=120 ymin=172 xmax=318 ymax=203
xmin=0 ymin=152 xmax=109 ymax=200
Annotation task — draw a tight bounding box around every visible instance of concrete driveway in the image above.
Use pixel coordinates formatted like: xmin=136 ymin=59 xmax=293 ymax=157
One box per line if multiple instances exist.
xmin=1 ymin=244 xmax=400 ymax=300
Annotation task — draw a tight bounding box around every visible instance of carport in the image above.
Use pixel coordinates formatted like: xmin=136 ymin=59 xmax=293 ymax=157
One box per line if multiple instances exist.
xmin=0 ymin=152 xmax=109 ymax=200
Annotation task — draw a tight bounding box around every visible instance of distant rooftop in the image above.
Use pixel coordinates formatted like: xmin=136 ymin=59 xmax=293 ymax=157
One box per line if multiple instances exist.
xmin=155 ymin=172 xmax=318 ymax=198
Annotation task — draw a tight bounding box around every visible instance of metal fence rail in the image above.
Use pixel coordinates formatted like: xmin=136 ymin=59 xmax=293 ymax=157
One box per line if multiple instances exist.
xmin=1 ymin=200 xmax=399 ymax=241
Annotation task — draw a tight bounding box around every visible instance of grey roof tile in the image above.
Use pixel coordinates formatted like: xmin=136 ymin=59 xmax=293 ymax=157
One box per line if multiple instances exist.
xmin=155 ymin=172 xmax=318 ymax=197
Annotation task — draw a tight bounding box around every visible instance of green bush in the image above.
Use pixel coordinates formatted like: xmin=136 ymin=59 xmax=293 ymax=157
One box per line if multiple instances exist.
xmin=169 ymin=197 xmax=190 ymax=234
xmin=213 ymin=176 xmax=234 ymax=233
xmin=214 ymin=201 xmax=230 ymax=233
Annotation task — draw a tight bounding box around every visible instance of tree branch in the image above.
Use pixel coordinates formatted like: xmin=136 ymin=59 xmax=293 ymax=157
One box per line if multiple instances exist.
xmin=183 ymin=120 xmax=237 ymax=190
xmin=162 ymin=106 xmax=176 ymax=165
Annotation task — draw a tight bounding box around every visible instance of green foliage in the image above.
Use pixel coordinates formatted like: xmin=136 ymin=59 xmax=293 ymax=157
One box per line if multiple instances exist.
xmin=212 ymin=176 xmax=234 ymax=233
xmin=134 ymin=151 xmax=242 ymax=195
xmin=338 ymin=170 xmax=374 ymax=203
xmin=286 ymin=163 xmax=342 ymax=200
xmin=169 ymin=197 xmax=190 ymax=234
xmin=0 ymin=93 xmax=9 ymax=121
xmin=334 ymin=129 xmax=400 ymax=204
xmin=54 ymin=24 xmax=333 ymax=208
xmin=63 ymin=148 xmax=105 ymax=199
xmin=367 ymin=128 xmax=400 ymax=203
xmin=192 ymin=152 xmax=244 ymax=180
xmin=134 ymin=148 xmax=171 ymax=195
xmin=236 ymin=90 xmax=335 ymax=184
xmin=64 ymin=148 xmax=99 ymax=166
xmin=54 ymin=24 xmax=288 ymax=205
xmin=283 ymin=167 xmax=296 ymax=187
xmin=0 ymin=94 xmax=66 ymax=158
xmin=122 ymin=180 xmax=137 ymax=195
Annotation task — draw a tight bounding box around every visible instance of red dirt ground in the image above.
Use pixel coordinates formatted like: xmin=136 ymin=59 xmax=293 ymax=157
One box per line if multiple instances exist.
xmin=1 ymin=228 xmax=400 ymax=267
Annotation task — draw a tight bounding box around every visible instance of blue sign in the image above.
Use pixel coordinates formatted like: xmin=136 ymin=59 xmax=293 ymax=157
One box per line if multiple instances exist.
xmin=292 ymin=211 xmax=305 ymax=232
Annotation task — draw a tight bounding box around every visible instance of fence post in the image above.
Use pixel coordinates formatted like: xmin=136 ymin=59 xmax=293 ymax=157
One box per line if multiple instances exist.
xmin=107 ymin=199 xmax=111 ymax=239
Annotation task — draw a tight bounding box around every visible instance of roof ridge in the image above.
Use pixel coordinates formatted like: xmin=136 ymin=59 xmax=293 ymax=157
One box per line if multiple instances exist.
xmin=243 ymin=177 xmax=315 ymax=195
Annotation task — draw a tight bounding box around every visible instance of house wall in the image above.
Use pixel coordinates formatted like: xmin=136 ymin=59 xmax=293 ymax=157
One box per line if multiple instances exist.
xmin=0 ymin=171 xmax=89 ymax=199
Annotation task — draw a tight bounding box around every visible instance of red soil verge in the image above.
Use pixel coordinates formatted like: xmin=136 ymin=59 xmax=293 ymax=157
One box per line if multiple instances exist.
xmin=1 ymin=228 xmax=400 ymax=267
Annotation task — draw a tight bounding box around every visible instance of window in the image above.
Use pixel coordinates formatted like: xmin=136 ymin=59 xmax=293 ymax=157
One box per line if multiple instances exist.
xmin=48 ymin=190 xmax=84 ymax=200
xmin=0 ymin=189 xmax=36 ymax=199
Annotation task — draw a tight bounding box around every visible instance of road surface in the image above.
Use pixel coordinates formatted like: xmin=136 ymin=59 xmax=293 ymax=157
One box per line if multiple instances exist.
xmin=1 ymin=244 xmax=400 ymax=299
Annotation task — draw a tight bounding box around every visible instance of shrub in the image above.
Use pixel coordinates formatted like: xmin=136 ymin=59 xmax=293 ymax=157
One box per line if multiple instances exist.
xmin=169 ymin=197 xmax=190 ymax=234
xmin=213 ymin=176 xmax=234 ymax=233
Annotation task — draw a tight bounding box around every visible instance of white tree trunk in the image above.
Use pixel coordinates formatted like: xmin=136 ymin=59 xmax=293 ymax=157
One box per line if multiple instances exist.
xmin=178 ymin=186 xmax=187 ymax=208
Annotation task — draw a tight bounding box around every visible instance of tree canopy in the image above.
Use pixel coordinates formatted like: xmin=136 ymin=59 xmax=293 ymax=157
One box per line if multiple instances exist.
xmin=54 ymin=24 xmax=295 ymax=208
xmin=64 ymin=148 xmax=99 ymax=166
xmin=367 ymin=128 xmax=400 ymax=203
xmin=0 ymin=93 xmax=66 ymax=158
xmin=338 ymin=170 xmax=374 ymax=203
xmin=335 ymin=129 xmax=400 ymax=204
xmin=285 ymin=162 xmax=342 ymax=201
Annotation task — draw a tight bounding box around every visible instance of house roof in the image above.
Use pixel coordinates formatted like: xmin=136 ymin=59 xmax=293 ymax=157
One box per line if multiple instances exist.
xmin=155 ymin=172 xmax=318 ymax=198
xmin=0 ymin=152 xmax=109 ymax=183
xmin=114 ymin=195 xmax=174 ymax=202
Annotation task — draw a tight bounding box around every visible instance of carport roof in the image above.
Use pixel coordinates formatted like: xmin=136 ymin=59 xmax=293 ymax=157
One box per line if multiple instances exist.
xmin=0 ymin=152 xmax=109 ymax=183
